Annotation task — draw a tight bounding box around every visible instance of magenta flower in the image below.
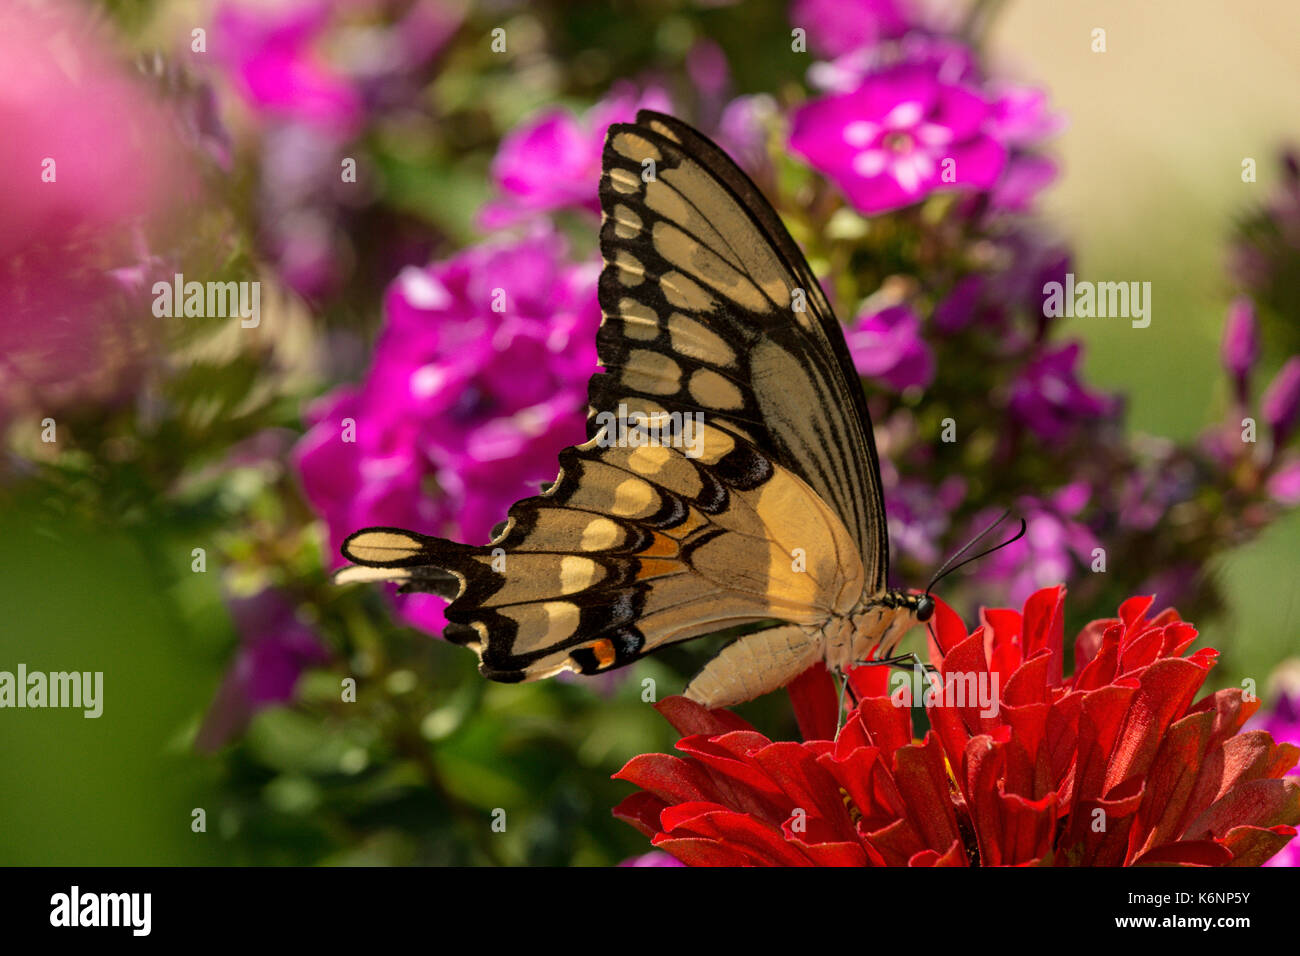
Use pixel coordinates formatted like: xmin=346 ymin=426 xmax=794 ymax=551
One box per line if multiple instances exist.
xmin=1262 ymin=357 xmax=1300 ymax=445
xmin=196 ymin=589 xmax=331 ymax=752
xmin=714 ymin=95 xmax=779 ymax=175
xmin=213 ymin=0 xmax=364 ymax=136
xmin=1222 ymin=297 xmax=1260 ymax=402
xmin=1251 ymin=669 xmax=1300 ymax=867
xmin=479 ymin=84 xmax=671 ymax=229
xmin=788 ymin=0 xmax=911 ymax=59
xmin=295 ymin=229 xmax=600 ymax=635
xmin=0 ymin=1 xmax=188 ymax=419
xmin=617 ymin=851 xmax=685 ymax=868
xmin=1009 ymin=341 xmax=1117 ymax=442
xmin=970 ymin=485 xmax=1099 ymax=606
xmin=845 ymin=304 xmax=934 ymax=391
xmin=884 ymin=475 xmax=966 ymax=567
xmin=790 ymin=66 xmax=1006 ymax=215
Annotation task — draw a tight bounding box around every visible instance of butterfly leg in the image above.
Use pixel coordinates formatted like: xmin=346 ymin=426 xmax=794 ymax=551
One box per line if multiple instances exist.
xmin=834 ymin=668 xmax=860 ymax=732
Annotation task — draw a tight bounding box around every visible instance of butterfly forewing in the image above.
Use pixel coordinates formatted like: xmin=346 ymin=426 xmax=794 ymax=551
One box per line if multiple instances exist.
xmin=594 ymin=111 xmax=888 ymax=591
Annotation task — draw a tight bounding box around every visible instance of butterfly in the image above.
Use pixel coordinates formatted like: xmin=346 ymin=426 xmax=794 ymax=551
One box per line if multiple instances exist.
xmin=337 ymin=110 xmax=945 ymax=710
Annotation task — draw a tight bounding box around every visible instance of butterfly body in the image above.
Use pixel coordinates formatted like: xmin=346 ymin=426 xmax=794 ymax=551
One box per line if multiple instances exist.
xmin=338 ymin=110 xmax=932 ymax=709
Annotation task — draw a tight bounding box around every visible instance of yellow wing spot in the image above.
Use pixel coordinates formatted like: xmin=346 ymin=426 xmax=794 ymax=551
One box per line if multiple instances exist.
xmin=689 ymin=368 xmax=745 ymax=411
xmin=627 ymin=442 xmax=673 ymax=475
xmin=344 ymin=530 xmax=424 ymax=564
xmin=614 ymin=297 xmax=659 ymax=340
xmin=612 ymin=203 xmax=642 ymax=239
xmin=695 ymin=425 xmax=736 ymax=464
xmin=607 ymin=167 xmax=641 ymax=194
xmin=580 ymin=517 xmax=622 ymax=551
xmin=612 ymin=132 xmax=661 ymax=163
xmin=645 ymin=119 xmax=682 ymax=143
xmin=611 ymin=477 xmax=656 ymax=517
xmin=559 ymin=555 xmax=600 ymax=594
xmin=614 ymin=251 xmax=645 ymax=286
xmin=622 ymin=349 xmax=682 ymax=396
xmin=660 ymin=271 xmax=717 ymax=312
xmin=668 ymin=312 xmax=736 ymax=365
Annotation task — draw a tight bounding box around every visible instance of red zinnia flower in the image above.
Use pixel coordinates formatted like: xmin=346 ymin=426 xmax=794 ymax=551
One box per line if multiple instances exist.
xmin=613 ymin=587 xmax=1300 ymax=866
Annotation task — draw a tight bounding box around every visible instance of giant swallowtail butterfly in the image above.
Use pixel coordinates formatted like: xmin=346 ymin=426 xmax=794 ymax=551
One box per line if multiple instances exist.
xmin=337 ymin=111 xmax=941 ymax=709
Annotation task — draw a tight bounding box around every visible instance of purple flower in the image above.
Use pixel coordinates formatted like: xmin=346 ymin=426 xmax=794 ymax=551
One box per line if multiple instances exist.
xmin=846 ymin=304 xmax=934 ymax=391
xmin=789 ymin=66 xmax=1006 ymax=215
xmin=1249 ymin=668 xmax=1300 ymax=867
xmin=0 ymin=0 xmax=188 ymax=421
xmin=618 ymin=850 xmax=685 ymax=867
xmin=714 ymin=95 xmax=779 ymax=175
xmin=788 ymin=0 xmax=912 ymax=59
xmin=1008 ymin=341 xmax=1117 ymax=442
xmin=479 ymin=84 xmax=671 ymax=229
xmin=1262 ymin=356 xmax=1300 ymax=444
xmin=214 ymin=0 xmax=364 ymax=137
xmin=295 ymin=229 xmax=600 ymax=635
xmin=196 ymin=589 xmax=331 ymax=752
xmin=1268 ymin=456 xmax=1300 ymax=505
xmin=1222 ymin=297 xmax=1260 ymax=401
xmin=969 ymin=485 xmax=1099 ymax=606
xmin=885 ymin=475 xmax=966 ymax=567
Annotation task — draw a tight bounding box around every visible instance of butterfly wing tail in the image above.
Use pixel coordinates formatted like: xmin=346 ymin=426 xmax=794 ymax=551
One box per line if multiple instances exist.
xmin=337 ymin=526 xmax=477 ymax=602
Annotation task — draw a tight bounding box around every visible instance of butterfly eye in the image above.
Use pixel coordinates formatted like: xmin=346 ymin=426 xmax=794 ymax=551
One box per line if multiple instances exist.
xmin=915 ymin=595 xmax=935 ymax=623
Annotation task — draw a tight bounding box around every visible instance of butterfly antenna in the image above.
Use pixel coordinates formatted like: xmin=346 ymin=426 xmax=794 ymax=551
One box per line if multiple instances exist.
xmin=925 ymin=510 xmax=1027 ymax=594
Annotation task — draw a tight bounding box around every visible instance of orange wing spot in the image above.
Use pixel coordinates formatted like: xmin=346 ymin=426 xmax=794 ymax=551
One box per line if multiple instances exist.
xmin=639 ymin=531 xmax=680 ymax=558
xmin=590 ymin=638 xmax=617 ymax=668
xmin=635 ymin=557 xmax=682 ymax=580
xmin=662 ymin=506 xmax=708 ymax=540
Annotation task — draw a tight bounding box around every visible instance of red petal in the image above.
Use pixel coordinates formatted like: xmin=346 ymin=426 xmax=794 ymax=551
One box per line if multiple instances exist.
xmin=1183 ymin=777 xmax=1300 ymax=840
xmin=613 ymin=753 xmax=727 ymax=806
xmin=660 ymin=806 xmax=813 ymax=866
xmin=1221 ymin=824 xmax=1299 ymax=866
xmin=908 ymin=838 xmax=967 ymax=866
xmin=894 ymin=733 xmax=963 ymax=855
xmin=1128 ymin=708 xmax=1217 ymax=859
xmin=927 ymin=594 xmax=969 ymax=663
xmin=1022 ymin=585 xmax=1065 ymax=686
xmin=654 ymin=695 xmax=755 ymax=736
xmin=1104 ymin=656 xmax=1215 ymax=792
xmin=750 ymin=741 xmax=857 ymax=838
xmin=787 ymin=660 xmax=839 ymax=743
xmin=612 ymin=791 xmax=669 ymax=839
xmin=652 ymin=835 xmax=751 ymax=866
xmin=1117 ymin=594 xmax=1156 ymax=629
xmin=1071 ymin=682 xmax=1138 ymax=807
xmin=1130 ymin=839 xmax=1233 ymax=867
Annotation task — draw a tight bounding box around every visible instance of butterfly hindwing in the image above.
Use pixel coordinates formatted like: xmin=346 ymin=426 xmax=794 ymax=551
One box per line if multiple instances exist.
xmin=341 ymin=420 xmax=864 ymax=681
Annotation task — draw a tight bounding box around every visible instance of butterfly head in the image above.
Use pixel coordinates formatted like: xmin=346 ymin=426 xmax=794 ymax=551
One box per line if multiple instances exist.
xmin=914 ymin=592 xmax=935 ymax=623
